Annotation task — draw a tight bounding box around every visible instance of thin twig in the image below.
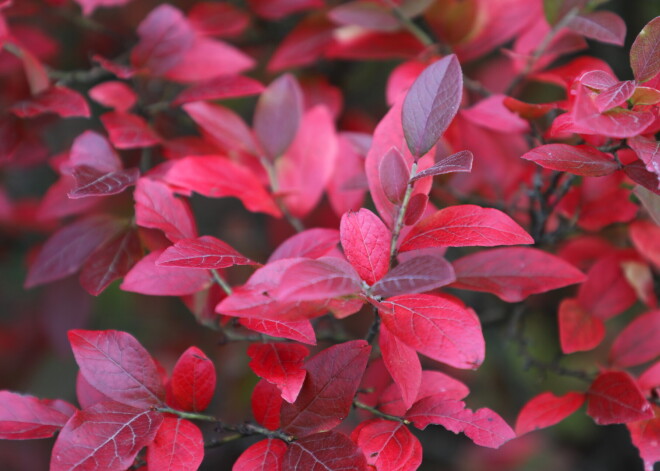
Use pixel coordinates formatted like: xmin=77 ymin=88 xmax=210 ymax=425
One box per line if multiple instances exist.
xmin=354 ymin=400 xmax=411 ymax=425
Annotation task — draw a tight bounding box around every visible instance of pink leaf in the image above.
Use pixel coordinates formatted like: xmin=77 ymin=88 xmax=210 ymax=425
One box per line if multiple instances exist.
xmin=409 ymin=150 xmax=473 ymax=181
xmin=280 ymin=340 xmax=370 ymax=437
xmin=610 ymin=310 xmax=660 ymax=367
xmin=350 ymin=418 xmax=422 ymax=471
xmin=462 ymin=408 xmax=518 ymax=449
xmin=371 ymin=255 xmax=455 ymax=298
xmin=558 ymin=298 xmax=605 ymax=354
xmin=268 ymin=228 xmax=339 ymax=263
xmin=628 ymin=135 xmax=660 ymax=180
xmin=187 ymin=2 xmax=250 ymax=38
xmin=172 ymin=75 xmax=263 ymax=106
xmin=252 ymin=380 xmax=283 ymax=431
xmin=587 ymin=371 xmax=654 ymax=425
xmin=74 ymin=0 xmax=135 ymax=16
xmin=68 ymin=166 xmax=140 ymax=198
xmin=69 ymin=131 xmax=122 ymax=173
xmin=50 ymin=401 xmax=163 ymax=471
xmin=255 ymin=74 xmax=303 ymax=160
xmin=0 ymin=392 xmax=74 ymax=439
xmin=631 ymin=16 xmax=660 ymax=83
xmin=157 ymin=236 xmax=256 ymax=269
xmin=147 ymin=418 xmax=204 ymax=471
xmin=25 ymin=215 xmax=124 ymax=288
xmin=567 ymin=11 xmax=626 ymax=46
xmin=630 ymin=220 xmax=660 ymax=268
xmin=379 ymin=147 xmax=410 ymax=204
xmin=68 ymin=330 xmax=165 ymax=408
xmin=329 ymin=2 xmax=400 ymax=31
xmin=283 ymin=431 xmax=368 ymax=470
xmin=521 ymin=144 xmax=619 ymax=177
xmin=628 ymin=416 xmax=660 ymax=471
xmin=340 ymin=208 xmax=391 ymax=285
xmin=120 ymin=251 xmax=211 ymax=296
xmin=403 ymin=193 xmax=428 ymax=226
xmin=402 ymin=55 xmax=463 ymax=158
xmin=88 ymin=81 xmax=137 ymax=112
xmin=170 ymin=346 xmax=216 ymax=412
xmin=594 ymin=80 xmax=636 ymax=112
xmin=378 ymin=294 xmax=485 ymax=369
xmin=11 ymin=86 xmax=90 ymax=118
xmin=239 ymin=318 xmax=317 ymax=345
xmin=233 ymin=439 xmax=288 ymax=471
xmin=161 ymin=156 xmax=280 ymax=217
xmin=577 ymin=255 xmax=637 ymax=320
xmin=379 ymin=323 xmax=421 ymax=410
xmin=101 ymin=112 xmax=161 ymax=149
xmin=400 ymin=205 xmax=533 ymax=251
xmin=515 ymin=392 xmax=586 ymax=435
xmin=451 ymin=247 xmax=586 ymax=302
xmin=460 ymin=94 xmax=529 ymax=133
xmin=248 ymin=343 xmax=309 ymax=403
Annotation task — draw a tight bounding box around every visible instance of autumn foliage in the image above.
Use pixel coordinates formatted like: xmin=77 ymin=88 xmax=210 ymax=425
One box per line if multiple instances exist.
xmin=1 ymin=0 xmax=660 ymax=470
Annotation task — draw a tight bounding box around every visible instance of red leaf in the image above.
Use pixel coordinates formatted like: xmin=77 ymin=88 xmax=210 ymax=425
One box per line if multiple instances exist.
xmin=628 ymin=135 xmax=660 ymax=182
xmin=587 ymin=371 xmax=654 ymax=425
xmin=68 ymin=166 xmax=140 ymax=198
xmin=25 ymin=215 xmax=124 ymax=288
xmin=268 ymin=228 xmax=339 ymax=263
xmin=146 ymin=417 xmax=203 ymax=471
xmin=340 ymin=208 xmax=391 ymax=285
xmin=171 ymin=346 xmax=216 ymax=412
xmin=101 ymin=112 xmax=161 ymax=149
xmin=379 ymin=323 xmax=421 ymax=410
xmin=248 ymin=0 xmax=323 ymax=20
xmin=74 ymin=0 xmax=134 ymax=16
xmin=379 ymin=147 xmax=410 ymax=204
xmin=76 ymin=372 xmax=112 ymax=409
xmin=11 ymin=86 xmax=90 ymax=118
xmin=400 ymin=205 xmax=533 ymax=251
xmin=239 ymin=318 xmax=317 ymax=345
xmin=248 ymin=343 xmax=309 ymax=403
xmin=79 ymin=228 xmax=142 ymax=296
xmin=402 ymin=55 xmax=463 ymax=158
xmin=371 ymin=255 xmax=455 ymax=298
xmin=120 ymin=251 xmax=211 ymax=296
xmin=451 ymin=247 xmax=586 ymax=302
xmin=461 ymin=94 xmax=529 ymax=133
xmin=267 ymin=16 xmax=334 ymax=72
xmin=351 ymin=418 xmax=422 ymax=471
xmin=379 ymin=294 xmax=484 ymax=369
xmin=273 ymin=257 xmax=362 ymax=302
xmin=403 ymin=193 xmax=428 ymax=226
xmin=157 ymin=236 xmax=256 ymax=269
xmin=68 ymin=330 xmax=165 ymax=408
xmin=233 ymin=438 xmax=288 ymax=471
xmin=567 ymin=11 xmax=626 ymax=46
xmin=594 ymin=80 xmax=636 ymax=112
xmin=631 ymin=220 xmax=660 ymax=268
xmin=280 ymin=340 xmax=370 ymax=437
xmin=283 ymin=431 xmax=368 ymax=471
xmin=50 ymin=401 xmax=163 ymax=471
xmin=577 ymin=255 xmax=637 ymax=320
xmin=628 ymin=416 xmax=660 ymax=471
xmin=409 ymin=150 xmax=473 ymax=181
xmin=521 ymin=144 xmax=619 ymax=177
xmin=558 ymin=298 xmax=605 ymax=354
xmin=329 ymin=2 xmax=400 ymax=31
xmin=631 ymin=16 xmax=660 ymax=82
xmin=252 ymin=380 xmax=283 ymax=430
xmin=0 ymin=392 xmax=74 ymax=439
xmin=69 ymin=131 xmax=122 ymax=173
xmin=515 ymin=392 xmax=586 ymax=435
xmin=187 ymin=2 xmax=250 ymax=38
xmin=88 ymin=81 xmax=137 ymax=112
xmin=161 ymin=156 xmax=280 ymax=217
xmin=131 ymin=4 xmax=195 ymax=75
xmin=134 ymin=178 xmax=197 ymax=243
xmin=255 ymin=74 xmax=303 ymax=160
xmin=461 ymin=408 xmax=518 ymax=449
xmin=172 ymin=75 xmax=263 ymax=106
xmin=610 ymin=310 xmax=660 ymax=367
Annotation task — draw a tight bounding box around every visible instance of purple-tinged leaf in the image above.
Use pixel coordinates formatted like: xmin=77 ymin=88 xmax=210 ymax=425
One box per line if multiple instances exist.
xmin=379 ymin=147 xmax=410 ymax=204
xmin=610 ymin=310 xmax=660 ymax=367
xmin=172 ymin=75 xmax=264 ymax=106
xmin=371 ymin=255 xmax=455 ymax=297
xmin=624 ymin=162 xmax=660 ymax=195
xmin=0 ymin=392 xmax=74 ymax=440
xmin=283 ymin=431 xmax=368 ymax=470
xmin=567 ymin=11 xmax=626 ymax=46
xmin=402 ymin=55 xmax=463 ymax=158
xmin=68 ymin=166 xmax=140 ymax=198
xmin=268 ymin=228 xmax=339 ymax=262
xmin=379 ymin=323 xmax=421 ymax=410
xmin=239 ymin=318 xmax=317 ymax=345
xmin=273 ymin=257 xmax=362 ymax=302
xmin=157 ymin=235 xmax=257 ymax=269
xmin=631 ymin=16 xmax=660 ymax=83
xmin=628 ymin=135 xmax=660 ymax=178
xmin=595 ymin=80 xmax=636 ymax=112
xmin=410 ymin=150 xmax=473 ymax=182
xmin=521 ymin=144 xmax=619 ymax=177
xmin=69 ymin=131 xmax=122 ymax=172
xmin=403 ymin=193 xmax=428 ymax=226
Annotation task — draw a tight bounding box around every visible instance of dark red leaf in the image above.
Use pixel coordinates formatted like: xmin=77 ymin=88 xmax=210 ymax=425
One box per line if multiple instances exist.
xmin=101 ymin=112 xmax=161 ymax=149
xmin=252 ymin=379 xmax=283 ymax=430
xmin=172 ymin=75 xmax=264 ymax=106
xmin=11 ymin=86 xmax=90 ymax=118
xmin=0 ymin=392 xmax=74 ymax=439
xmin=451 ymin=247 xmax=586 ymax=302
xmin=577 ymin=255 xmax=637 ymax=320
xmin=403 ymin=193 xmax=428 ymax=226
xmin=146 ymin=417 xmax=204 ymax=471
xmin=68 ymin=330 xmax=165 ymax=408
xmin=558 ymin=298 xmax=605 ymax=354
xmin=68 ymin=166 xmax=140 ymax=198
xmin=351 ymin=418 xmax=422 ymax=471
xmin=88 ymin=81 xmax=137 ymax=112
xmin=402 ymin=55 xmax=463 ymax=158
xmin=268 ymin=228 xmax=339 ymax=263
xmin=371 ymin=255 xmax=455 ymax=297
xmin=400 ymin=205 xmax=533 ymax=251
xmin=171 ymin=346 xmax=216 ymax=412
xmin=515 ymin=392 xmax=586 ymax=435
xmin=624 ymin=162 xmax=660 ymax=195
xmin=340 ymin=208 xmax=391 ymax=285
xmin=273 ymin=257 xmax=362 ymax=302
xmin=630 ymin=16 xmax=660 ymax=82
xmin=248 ymin=343 xmax=309 ymax=403
xmin=267 ymin=16 xmax=334 ymax=72
xmin=378 ymin=294 xmax=484 ymax=369
xmin=587 ymin=371 xmax=654 ymax=425
xmin=610 ymin=310 xmax=660 ymax=367
xmin=280 ymin=340 xmax=370 ymax=437
xmin=379 ymin=323 xmax=421 ymax=410
xmin=521 ymin=144 xmax=619 ymax=177
xmin=157 ymin=236 xmax=256 ymax=269
xmin=50 ymin=401 xmax=163 ymax=471
xmin=283 ymin=431 xmax=368 ymax=471
xmin=239 ymin=318 xmax=317 ymax=345
xmin=410 ymin=150 xmax=473 ymax=181
xmin=567 ymin=11 xmax=626 ymax=46
xmin=379 ymin=147 xmax=410 ymax=204
xmin=233 ymin=438 xmax=288 ymax=471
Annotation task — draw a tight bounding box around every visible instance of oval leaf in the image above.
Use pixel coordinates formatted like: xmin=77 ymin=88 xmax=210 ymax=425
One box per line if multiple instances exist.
xmin=587 ymin=371 xmax=654 ymax=425
xmin=371 ymin=255 xmax=456 ymax=297
xmin=521 ymin=144 xmax=619 ymax=177
xmin=146 ymin=418 xmax=204 ymax=471
xmin=283 ymin=431 xmax=368 ymax=470
xmin=340 ymin=208 xmax=392 ymax=285
xmin=171 ymin=346 xmax=216 ymax=412
xmin=515 ymin=392 xmax=586 ymax=435
xmin=157 ymin=235 xmax=256 ymax=269
xmin=631 ymin=16 xmax=660 ymax=83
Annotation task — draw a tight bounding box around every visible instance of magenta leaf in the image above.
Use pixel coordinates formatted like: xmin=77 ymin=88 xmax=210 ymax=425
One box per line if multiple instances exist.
xmin=69 ymin=131 xmax=122 ymax=173
xmin=252 ymin=380 xmax=283 ymax=431
xmin=567 ymin=11 xmax=626 ymax=46
xmin=587 ymin=371 xmax=654 ymax=425
xmin=628 ymin=135 xmax=660 ymax=179
xmin=379 ymin=323 xmax=421 ymax=410
xmin=68 ymin=330 xmax=165 ymax=408
xmin=239 ymin=318 xmax=317 ymax=345
xmin=88 ymin=81 xmax=137 ymax=112
xmin=248 ymin=343 xmax=309 ymax=403
xmin=283 ymin=431 xmax=368 ymax=471
xmin=594 ymin=80 xmax=636 ymax=112
xmin=350 ymin=418 xmax=423 ymax=471
xmin=170 ymin=346 xmax=216 ymax=413
xmin=68 ymin=166 xmax=140 ymax=199
xmin=371 ymin=255 xmax=456 ymax=297
xmin=146 ymin=417 xmax=204 ymax=471
xmin=558 ymin=298 xmax=605 ymax=354
xmin=399 ymin=205 xmax=533 ymax=251
xmin=157 ymin=235 xmax=257 ymax=269
xmin=268 ymin=228 xmax=339 ymax=263
xmin=610 ymin=310 xmax=660 ymax=367
xmin=0 ymin=392 xmax=74 ymax=439
xmin=379 ymin=147 xmax=410 ymax=204
xmin=50 ymin=401 xmax=163 ymax=471
xmin=340 ymin=208 xmax=391 ymax=285
xmin=515 ymin=392 xmax=586 ymax=435
xmin=631 ymin=16 xmax=660 ymax=82
xmin=100 ymin=111 xmax=161 ymax=149
xmin=521 ymin=144 xmax=620 ymax=177
xmin=627 ymin=417 xmax=660 ymax=471
xmin=410 ymin=150 xmax=473 ymax=181
xmin=11 ymin=86 xmax=90 ymax=118
xmin=172 ymin=75 xmax=264 ymax=106
xmin=402 ymin=55 xmax=463 ymax=158
xmin=280 ymin=340 xmax=371 ymax=437
xmin=233 ymin=438 xmax=288 ymax=471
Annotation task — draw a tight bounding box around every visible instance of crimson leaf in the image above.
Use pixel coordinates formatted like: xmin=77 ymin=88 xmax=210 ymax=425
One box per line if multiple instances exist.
xmin=350 ymin=418 xmax=422 ymax=471
xmin=283 ymin=431 xmax=368 ymax=471
xmin=157 ymin=236 xmax=257 ymax=269
xmin=340 ymin=208 xmax=391 ymax=285
xmin=0 ymin=392 xmax=74 ymax=439
xmin=521 ymin=144 xmax=619 ymax=177
xmin=515 ymin=392 xmax=586 ymax=435
xmin=587 ymin=371 xmax=654 ymax=425
xmin=146 ymin=417 xmax=204 ymax=471
xmin=248 ymin=343 xmax=309 ymax=403
xmin=170 ymin=346 xmax=216 ymax=412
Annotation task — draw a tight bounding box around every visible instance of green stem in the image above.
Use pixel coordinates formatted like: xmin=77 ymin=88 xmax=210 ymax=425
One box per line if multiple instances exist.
xmin=389 ymin=162 xmax=419 ymax=266
xmin=384 ymin=0 xmax=434 ymax=47
xmin=354 ymin=400 xmax=411 ymax=425
xmin=157 ymin=407 xmax=218 ymax=422
xmin=211 ymin=269 xmax=233 ymax=296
